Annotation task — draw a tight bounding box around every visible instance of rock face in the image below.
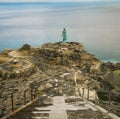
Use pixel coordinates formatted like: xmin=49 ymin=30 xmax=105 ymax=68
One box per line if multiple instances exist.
xmin=38 ymin=42 xmax=100 ymax=73
xmin=0 ymin=42 xmax=120 ymax=117
xmin=19 ymin=44 xmax=31 ymax=51
xmin=0 ymin=57 xmax=36 ymax=79
xmin=101 ymin=62 xmax=120 ymax=71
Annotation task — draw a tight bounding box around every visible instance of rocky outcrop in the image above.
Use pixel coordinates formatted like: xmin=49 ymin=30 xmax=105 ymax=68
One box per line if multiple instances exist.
xmin=38 ymin=42 xmax=100 ymax=73
xmin=19 ymin=44 xmax=31 ymax=51
xmin=101 ymin=62 xmax=120 ymax=71
xmin=0 ymin=58 xmax=37 ymax=79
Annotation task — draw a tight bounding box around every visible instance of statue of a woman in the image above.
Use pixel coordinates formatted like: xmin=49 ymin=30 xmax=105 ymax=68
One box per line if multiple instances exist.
xmin=62 ymin=28 xmax=67 ymax=42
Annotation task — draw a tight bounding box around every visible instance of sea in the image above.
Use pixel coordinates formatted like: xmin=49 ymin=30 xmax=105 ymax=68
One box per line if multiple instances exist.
xmin=0 ymin=2 xmax=120 ymax=62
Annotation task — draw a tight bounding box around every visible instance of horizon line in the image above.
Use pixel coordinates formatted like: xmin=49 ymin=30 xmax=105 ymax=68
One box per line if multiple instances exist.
xmin=0 ymin=0 xmax=119 ymax=3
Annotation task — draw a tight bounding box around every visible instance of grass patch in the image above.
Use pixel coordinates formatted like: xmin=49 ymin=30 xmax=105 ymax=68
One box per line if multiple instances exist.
xmin=0 ymin=57 xmax=10 ymax=64
xmin=113 ymin=70 xmax=120 ymax=87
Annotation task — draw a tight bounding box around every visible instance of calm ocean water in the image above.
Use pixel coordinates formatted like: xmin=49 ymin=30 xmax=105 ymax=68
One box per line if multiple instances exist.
xmin=0 ymin=2 xmax=120 ymax=62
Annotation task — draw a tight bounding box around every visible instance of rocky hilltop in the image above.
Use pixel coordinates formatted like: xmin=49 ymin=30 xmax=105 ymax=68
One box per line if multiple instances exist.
xmin=0 ymin=42 xmax=120 ymax=117
xmin=38 ymin=42 xmax=100 ymax=70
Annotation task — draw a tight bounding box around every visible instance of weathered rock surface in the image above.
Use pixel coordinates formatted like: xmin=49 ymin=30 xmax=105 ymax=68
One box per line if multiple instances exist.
xmin=39 ymin=42 xmax=99 ymax=68
xmin=0 ymin=42 xmax=120 ymax=117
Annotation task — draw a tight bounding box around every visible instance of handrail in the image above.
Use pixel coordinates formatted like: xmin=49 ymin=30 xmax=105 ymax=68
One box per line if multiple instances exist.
xmin=0 ymin=86 xmax=39 ymax=118
xmin=78 ymin=87 xmax=120 ymax=117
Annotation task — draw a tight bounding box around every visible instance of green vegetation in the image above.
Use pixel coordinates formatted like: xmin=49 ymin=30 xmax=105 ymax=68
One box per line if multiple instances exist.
xmin=19 ymin=44 xmax=31 ymax=51
xmin=0 ymin=55 xmax=10 ymax=64
xmin=113 ymin=70 xmax=120 ymax=87
xmin=97 ymin=91 xmax=109 ymax=101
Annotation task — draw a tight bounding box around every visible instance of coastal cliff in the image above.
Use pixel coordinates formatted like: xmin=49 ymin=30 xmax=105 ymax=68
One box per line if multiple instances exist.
xmin=0 ymin=42 xmax=120 ymax=117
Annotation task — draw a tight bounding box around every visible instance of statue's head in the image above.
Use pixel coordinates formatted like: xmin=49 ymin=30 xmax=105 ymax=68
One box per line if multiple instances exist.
xmin=63 ymin=28 xmax=66 ymax=31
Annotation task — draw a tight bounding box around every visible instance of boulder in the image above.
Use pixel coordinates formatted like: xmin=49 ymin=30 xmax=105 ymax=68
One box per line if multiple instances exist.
xmin=19 ymin=44 xmax=31 ymax=51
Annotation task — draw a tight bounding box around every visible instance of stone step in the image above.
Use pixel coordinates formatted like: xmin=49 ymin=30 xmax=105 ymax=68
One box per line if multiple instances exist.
xmin=32 ymin=117 xmax=49 ymax=119
xmin=32 ymin=111 xmax=50 ymax=114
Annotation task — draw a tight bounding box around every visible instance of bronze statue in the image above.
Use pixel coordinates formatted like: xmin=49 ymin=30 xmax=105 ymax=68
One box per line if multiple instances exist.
xmin=62 ymin=28 xmax=67 ymax=42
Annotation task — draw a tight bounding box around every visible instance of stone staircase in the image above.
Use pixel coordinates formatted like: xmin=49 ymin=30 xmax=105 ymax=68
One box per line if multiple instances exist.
xmin=9 ymin=96 xmax=118 ymax=119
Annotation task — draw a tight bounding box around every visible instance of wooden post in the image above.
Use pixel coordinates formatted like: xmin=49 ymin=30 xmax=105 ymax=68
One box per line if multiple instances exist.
xmin=82 ymin=88 xmax=84 ymax=99
xmin=95 ymin=89 xmax=97 ymax=104
xmin=31 ymin=89 xmax=33 ymax=100
xmin=33 ymin=89 xmax=35 ymax=99
xmin=24 ymin=90 xmax=26 ymax=105
xmin=87 ymin=86 xmax=89 ymax=100
xmin=11 ymin=93 xmax=14 ymax=112
xmin=108 ymin=91 xmax=111 ymax=112
xmin=78 ymin=88 xmax=81 ymax=96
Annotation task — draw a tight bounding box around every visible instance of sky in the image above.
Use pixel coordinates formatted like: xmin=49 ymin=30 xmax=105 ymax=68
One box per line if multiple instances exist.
xmin=0 ymin=0 xmax=118 ymax=2
xmin=0 ymin=0 xmax=120 ymax=62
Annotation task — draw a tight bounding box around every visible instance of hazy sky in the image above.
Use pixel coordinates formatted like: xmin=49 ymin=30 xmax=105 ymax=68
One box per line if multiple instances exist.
xmin=0 ymin=0 xmax=118 ymax=2
xmin=0 ymin=1 xmax=120 ymax=62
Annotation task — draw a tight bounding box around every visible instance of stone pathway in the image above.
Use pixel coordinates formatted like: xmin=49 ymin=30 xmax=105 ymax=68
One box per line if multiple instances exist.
xmin=32 ymin=96 xmax=100 ymax=119
xmin=31 ymin=96 xmax=83 ymax=119
xmin=49 ymin=96 xmax=68 ymax=119
xmin=33 ymin=96 xmax=69 ymax=119
xmin=11 ymin=96 xmax=119 ymax=119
